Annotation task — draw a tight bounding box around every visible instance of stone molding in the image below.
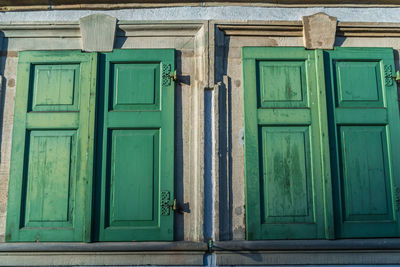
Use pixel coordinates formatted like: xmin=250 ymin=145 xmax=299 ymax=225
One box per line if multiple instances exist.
xmin=3 ymin=1 xmax=400 ymax=11
xmin=79 ymin=13 xmax=117 ymax=52
xmin=0 ymin=20 xmax=399 ymax=40
xmin=216 ymin=20 xmax=400 ymax=38
xmin=302 ymin=12 xmax=337 ymax=49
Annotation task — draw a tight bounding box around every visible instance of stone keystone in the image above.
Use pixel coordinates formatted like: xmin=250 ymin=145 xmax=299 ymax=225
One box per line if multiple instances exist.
xmin=79 ymin=14 xmax=117 ymax=52
xmin=302 ymin=12 xmax=337 ymax=50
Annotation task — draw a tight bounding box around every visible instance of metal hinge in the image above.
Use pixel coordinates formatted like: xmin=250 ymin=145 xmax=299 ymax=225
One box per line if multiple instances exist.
xmin=170 ymin=198 xmax=177 ymax=211
xmin=162 ymin=64 xmax=176 ymax=86
xmin=395 ymin=70 xmax=400 ymax=83
xmin=170 ymin=70 xmax=177 ymax=82
xmin=395 ymin=186 xmax=400 ymax=212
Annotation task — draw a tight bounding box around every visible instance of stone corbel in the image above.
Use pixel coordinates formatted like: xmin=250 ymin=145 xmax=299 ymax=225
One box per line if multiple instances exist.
xmin=79 ymin=14 xmax=117 ymax=52
xmin=302 ymin=12 xmax=337 ymax=50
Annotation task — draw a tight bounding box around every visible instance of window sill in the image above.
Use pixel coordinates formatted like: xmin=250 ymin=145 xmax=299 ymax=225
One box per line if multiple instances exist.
xmin=214 ymin=239 xmax=400 ymax=265
xmin=0 ymin=242 xmax=207 ymax=266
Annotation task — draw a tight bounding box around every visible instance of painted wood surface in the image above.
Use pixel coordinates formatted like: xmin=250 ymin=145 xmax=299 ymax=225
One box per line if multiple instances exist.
xmin=243 ymin=46 xmax=400 ymax=240
xmin=325 ymin=47 xmax=400 ymax=238
xmin=242 ymin=47 xmax=328 ymax=240
xmin=95 ymin=49 xmax=175 ymax=241
xmin=6 ymin=51 xmax=97 ymax=242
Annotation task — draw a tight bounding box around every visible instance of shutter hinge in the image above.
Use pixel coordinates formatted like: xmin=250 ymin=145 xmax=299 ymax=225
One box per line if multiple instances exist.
xmin=170 ymin=70 xmax=177 ymax=82
xmin=394 ymin=70 xmax=400 ymax=83
xmin=170 ymin=198 xmax=177 ymax=211
xmin=395 ymin=186 xmax=400 ymax=212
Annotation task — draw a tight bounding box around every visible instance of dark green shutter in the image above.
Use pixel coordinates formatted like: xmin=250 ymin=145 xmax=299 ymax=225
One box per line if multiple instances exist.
xmin=325 ymin=48 xmax=400 ymax=238
xmin=6 ymin=51 xmax=97 ymax=242
xmin=95 ymin=49 xmax=175 ymax=241
xmin=243 ymin=47 xmax=330 ymax=240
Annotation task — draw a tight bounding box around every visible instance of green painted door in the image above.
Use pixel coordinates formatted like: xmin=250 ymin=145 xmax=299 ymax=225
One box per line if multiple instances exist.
xmin=325 ymin=48 xmax=400 ymax=237
xmin=242 ymin=47 xmax=331 ymax=239
xmin=6 ymin=51 xmax=97 ymax=241
xmin=95 ymin=49 xmax=175 ymax=241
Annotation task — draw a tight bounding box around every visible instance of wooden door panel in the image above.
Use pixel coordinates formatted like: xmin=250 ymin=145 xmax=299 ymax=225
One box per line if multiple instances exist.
xmin=31 ymin=64 xmax=80 ymax=111
xmin=97 ymin=49 xmax=174 ymax=241
xmin=243 ymin=47 xmax=329 ymax=240
xmin=326 ymin=48 xmax=400 ymax=238
xmin=261 ymin=126 xmax=313 ymax=224
xmin=339 ymin=126 xmax=393 ymax=222
xmin=6 ymin=51 xmax=97 ymax=242
xmin=111 ymin=63 xmax=160 ymax=110
xmin=258 ymin=61 xmax=307 ymax=107
xmin=106 ymin=129 xmax=159 ymax=228
xmin=334 ymin=61 xmax=383 ymax=107
xmin=24 ymin=131 xmax=76 ymax=228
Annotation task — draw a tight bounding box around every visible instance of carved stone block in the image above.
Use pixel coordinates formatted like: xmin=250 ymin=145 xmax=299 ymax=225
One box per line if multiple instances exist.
xmin=302 ymin=12 xmax=337 ymax=50
xmin=79 ymin=14 xmax=117 ymax=52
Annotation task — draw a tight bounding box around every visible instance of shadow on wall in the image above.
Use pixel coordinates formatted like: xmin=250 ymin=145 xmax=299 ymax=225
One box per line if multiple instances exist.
xmin=174 ymin=49 xmax=185 ymax=241
xmin=0 ymin=31 xmax=8 ymax=164
xmin=216 ymin=29 xmax=233 ymax=241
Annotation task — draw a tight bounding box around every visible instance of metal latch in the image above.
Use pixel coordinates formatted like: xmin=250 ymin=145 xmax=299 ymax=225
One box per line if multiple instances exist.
xmin=170 ymin=199 xmax=177 ymax=211
xmin=170 ymin=70 xmax=177 ymax=81
xmin=395 ymin=70 xmax=400 ymax=83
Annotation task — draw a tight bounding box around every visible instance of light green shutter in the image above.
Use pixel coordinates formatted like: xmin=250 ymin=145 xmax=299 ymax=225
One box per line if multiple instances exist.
xmin=325 ymin=48 xmax=400 ymax=238
xmin=243 ymin=47 xmax=331 ymax=240
xmin=95 ymin=49 xmax=175 ymax=241
xmin=6 ymin=51 xmax=97 ymax=242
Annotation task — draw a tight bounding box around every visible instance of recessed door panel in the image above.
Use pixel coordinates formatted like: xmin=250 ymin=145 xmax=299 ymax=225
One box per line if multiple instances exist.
xmin=261 ymin=126 xmax=313 ymax=224
xmin=258 ymin=61 xmax=307 ymax=108
xmin=24 ymin=131 xmax=76 ymax=228
xmin=31 ymin=64 xmax=80 ymax=111
xmin=339 ymin=126 xmax=392 ymax=222
xmin=111 ymin=63 xmax=160 ymax=111
xmin=106 ymin=129 xmax=159 ymax=228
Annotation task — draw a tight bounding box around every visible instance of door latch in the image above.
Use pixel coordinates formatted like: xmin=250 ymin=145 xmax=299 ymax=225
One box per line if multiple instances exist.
xmin=170 ymin=199 xmax=177 ymax=211
xmin=170 ymin=70 xmax=177 ymax=82
xmin=394 ymin=70 xmax=400 ymax=83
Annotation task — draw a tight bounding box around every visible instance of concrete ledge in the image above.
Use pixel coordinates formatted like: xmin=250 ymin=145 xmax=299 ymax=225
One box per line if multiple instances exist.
xmin=0 ymin=242 xmax=207 ymax=266
xmin=0 ymin=241 xmax=207 ymax=252
xmin=0 ymin=251 xmax=205 ymax=266
xmin=213 ymin=239 xmax=400 ymax=251
xmin=216 ymin=250 xmax=400 ymax=265
xmin=214 ymin=240 xmax=400 ymax=265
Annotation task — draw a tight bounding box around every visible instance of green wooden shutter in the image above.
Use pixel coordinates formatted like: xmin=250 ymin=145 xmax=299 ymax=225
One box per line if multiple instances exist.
xmin=243 ymin=47 xmax=331 ymax=240
xmin=325 ymin=48 xmax=400 ymax=238
xmin=6 ymin=51 xmax=97 ymax=242
xmin=95 ymin=49 xmax=175 ymax=241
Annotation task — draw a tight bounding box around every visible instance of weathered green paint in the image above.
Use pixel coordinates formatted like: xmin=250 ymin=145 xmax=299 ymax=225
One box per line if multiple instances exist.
xmin=112 ymin=63 xmax=160 ymax=110
xmin=31 ymin=64 xmax=80 ymax=111
xmin=243 ymin=47 xmax=328 ymax=240
xmin=95 ymin=49 xmax=175 ymax=241
xmin=244 ymin=47 xmax=400 ymax=240
xmin=6 ymin=51 xmax=97 ymax=242
xmin=325 ymin=47 xmax=400 ymax=238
